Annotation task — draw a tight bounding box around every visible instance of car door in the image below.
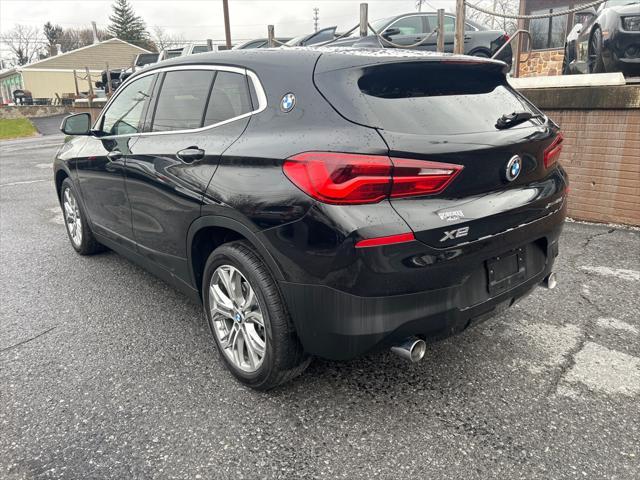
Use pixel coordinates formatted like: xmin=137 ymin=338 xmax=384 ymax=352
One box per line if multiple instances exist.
xmin=381 ymin=15 xmax=429 ymax=48
xmin=75 ymin=73 xmax=155 ymax=247
xmin=125 ymin=67 xmax=254 ymax=282
xmin=423 ymin=14 xmax=457 ymax=52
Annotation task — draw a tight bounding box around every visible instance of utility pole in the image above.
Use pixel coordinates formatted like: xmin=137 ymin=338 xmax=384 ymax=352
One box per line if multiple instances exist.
xmin=454 ymin=0 xmax=465 ymax=55
xmin=313 ymin=8 xmax=319 ymax=33
xmin=222 ymin=0 xmax=232 ymax=49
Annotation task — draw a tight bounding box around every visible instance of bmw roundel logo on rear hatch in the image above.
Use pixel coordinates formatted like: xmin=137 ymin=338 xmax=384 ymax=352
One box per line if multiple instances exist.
xmin=505 ymin=155 xmax=522 ymax=182
xmin=280 ymin=93 xmax=296 ymax=112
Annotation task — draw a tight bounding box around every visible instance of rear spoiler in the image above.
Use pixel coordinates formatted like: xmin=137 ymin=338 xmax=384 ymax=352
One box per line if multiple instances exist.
xmin=314 ymin=49 xmax=509 ymax=75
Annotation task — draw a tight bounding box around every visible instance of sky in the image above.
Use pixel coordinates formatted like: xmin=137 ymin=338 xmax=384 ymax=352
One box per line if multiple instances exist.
xmin=1 ymin=0 xmax=458 ymax=49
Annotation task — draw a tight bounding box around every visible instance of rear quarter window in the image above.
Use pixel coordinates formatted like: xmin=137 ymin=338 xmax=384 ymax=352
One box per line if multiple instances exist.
xmin=151 ymin=70 xmax=215 ymax=132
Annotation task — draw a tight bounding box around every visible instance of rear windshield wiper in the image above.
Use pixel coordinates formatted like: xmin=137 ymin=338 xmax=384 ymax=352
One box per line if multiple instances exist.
xmin=496 ymin=111 xmax=545 ymax=130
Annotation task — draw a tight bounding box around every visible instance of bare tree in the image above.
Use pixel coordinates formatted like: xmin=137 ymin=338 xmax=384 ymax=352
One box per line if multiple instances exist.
xmin=1 ymin=24 xmax=44 ymax=66
xmin=466 ymin=0 xmax=518 ymax=34
xmin=58 ymin=27 xmax=111 ymax=52
xmin=151 ymin=26 xmax=185 ymax=51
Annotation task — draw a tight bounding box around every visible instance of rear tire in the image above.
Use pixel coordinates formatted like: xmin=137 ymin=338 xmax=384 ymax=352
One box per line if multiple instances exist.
xmin=589 ymin=28 xmax=606 ymax=73
xmin=202 ymin=240 xmax=310 ymax=390
xmin=60 ymin=178 xmax=104 ymax=255
xmin=562 ymin=45 xmax=571 ymax=75
xmin=470 ymin=49 xmax=490 ymax=58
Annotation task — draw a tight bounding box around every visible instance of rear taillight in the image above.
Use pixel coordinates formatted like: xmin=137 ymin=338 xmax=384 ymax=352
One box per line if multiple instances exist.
xmin=390 ymin=158 xmax=463 ymax=199
xmin=283 ymin=152 xmax=462 ymax=205
xmin=543 ymin=133 xmax=564 ymax=168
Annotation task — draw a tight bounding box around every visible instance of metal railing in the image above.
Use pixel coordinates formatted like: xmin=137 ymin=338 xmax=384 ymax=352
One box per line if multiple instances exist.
xmin=492 ymin=29 xmax=532 ymax=64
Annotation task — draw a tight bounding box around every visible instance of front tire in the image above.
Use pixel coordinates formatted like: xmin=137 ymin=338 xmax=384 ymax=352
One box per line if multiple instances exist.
xmin=202 ymin=241 xmax=309 ymax=390
xmin=60 ymin=178 xmax=104 ymax=255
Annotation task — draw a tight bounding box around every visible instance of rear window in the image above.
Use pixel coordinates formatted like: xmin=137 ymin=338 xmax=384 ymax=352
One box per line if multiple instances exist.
xmin=359 ymin=64 xmax=536 ymax=135
xmin=316 ymin=62 xmax=540 ymax=136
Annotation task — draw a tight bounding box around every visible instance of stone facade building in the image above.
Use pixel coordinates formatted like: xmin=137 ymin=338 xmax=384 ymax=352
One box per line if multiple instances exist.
xmin=515 ymin=0 xmax=586 ymax=77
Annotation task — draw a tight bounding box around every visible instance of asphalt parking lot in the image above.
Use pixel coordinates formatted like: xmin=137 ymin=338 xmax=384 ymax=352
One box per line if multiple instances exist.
xmin=1 ymin=135 xmax=639 ymax=480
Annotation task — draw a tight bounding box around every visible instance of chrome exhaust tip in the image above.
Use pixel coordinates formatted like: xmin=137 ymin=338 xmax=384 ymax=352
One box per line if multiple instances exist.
xmin=544 ymin=272 xmax=558 ymax=290
xmin=391 ymin=337 xmax=427 ymax=363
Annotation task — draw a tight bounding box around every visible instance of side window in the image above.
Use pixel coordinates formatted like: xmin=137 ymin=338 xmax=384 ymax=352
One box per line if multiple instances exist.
xmin=426 ymin=15 xmax=455 ymax=33
xmin=151 ymin=70 xmax=215 ymax=132
xmin=391 ymin=16 xmax=426 ymax=35
xmin=101 ymin=75 xmax=154 ymax=135
xmin=204 ymin=71 xmax=252 ymax=126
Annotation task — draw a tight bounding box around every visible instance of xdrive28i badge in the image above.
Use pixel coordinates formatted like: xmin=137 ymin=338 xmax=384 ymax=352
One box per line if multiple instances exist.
xmin=280 ymin=93 xmax=296 ymax=112
xmin=505 ymin=155 xmax=522 ymax=182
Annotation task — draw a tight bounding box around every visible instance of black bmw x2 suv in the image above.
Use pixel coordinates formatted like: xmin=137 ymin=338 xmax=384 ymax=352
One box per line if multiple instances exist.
xmin=55 ymin=48 xmax=567 ymax=389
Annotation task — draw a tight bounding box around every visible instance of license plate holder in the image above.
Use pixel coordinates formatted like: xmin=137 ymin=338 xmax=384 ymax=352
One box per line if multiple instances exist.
xmin=486 ymin=248 xmax=526 ymax=295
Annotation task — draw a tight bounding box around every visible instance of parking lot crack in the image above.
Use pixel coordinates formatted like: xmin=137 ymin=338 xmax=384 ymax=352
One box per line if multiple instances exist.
xmin=0 ymin=326 xmax=57 ymax=354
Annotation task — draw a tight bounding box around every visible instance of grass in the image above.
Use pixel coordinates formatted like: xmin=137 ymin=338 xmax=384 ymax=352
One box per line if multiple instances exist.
xmin=0 ymin=118 xmax=38 ymax=140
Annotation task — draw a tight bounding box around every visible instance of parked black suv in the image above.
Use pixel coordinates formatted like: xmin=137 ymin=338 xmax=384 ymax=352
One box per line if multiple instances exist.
xmin=55 ymin=48 xmax=567 ymax=389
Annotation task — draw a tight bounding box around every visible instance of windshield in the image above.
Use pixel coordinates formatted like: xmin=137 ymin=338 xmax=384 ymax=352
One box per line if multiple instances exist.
xmin=604 ymin=0 xmax=640 ymax=6
xmin=370 ymin=17 xmax=393 ymax=33
xmin=285 ymin=34 xmax=307 ymax=46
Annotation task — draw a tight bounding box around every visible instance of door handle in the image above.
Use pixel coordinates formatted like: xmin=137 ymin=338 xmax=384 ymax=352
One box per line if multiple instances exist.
xmin=107 ymin=150 xmax=122 ymax=161
xmin=464 ymin=35 xmax=471 ymax=40
xmin=176 ymin=147 xmax=205 ymax=163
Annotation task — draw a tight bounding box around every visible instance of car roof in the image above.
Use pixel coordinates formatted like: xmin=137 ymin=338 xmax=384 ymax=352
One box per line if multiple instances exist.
xmin=380 ymin=11 xmax=488 ymax=31
xmin=140 ymin=46 xmax=504 ymax=73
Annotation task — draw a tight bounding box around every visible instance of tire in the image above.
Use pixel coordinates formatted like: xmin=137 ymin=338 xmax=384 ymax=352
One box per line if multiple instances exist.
xmin=562 ymin=45 xmax=571 ymax=75
xmin=202 ymin=240 xmax=310 ymax=390
xmin=589 ymin=28 xmax=606 ymax=73
xmin=60 ymin=178 xmax=104 ymax=255
xmin=470 ymin=50 xmax=490 ymax=58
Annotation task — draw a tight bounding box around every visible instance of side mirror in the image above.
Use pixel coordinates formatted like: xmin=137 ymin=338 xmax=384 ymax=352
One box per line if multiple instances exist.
xmin=383 ymin=27 xmax=401 ymax=38
xmin=60 ymin=113 xmax=92 ymax=136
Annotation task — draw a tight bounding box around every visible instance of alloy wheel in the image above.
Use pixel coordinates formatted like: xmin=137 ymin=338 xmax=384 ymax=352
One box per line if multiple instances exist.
xmin=63 ymin=187 xmax=83 ymax=247
xmin=209 ymin=265 xmax=267 ymax=372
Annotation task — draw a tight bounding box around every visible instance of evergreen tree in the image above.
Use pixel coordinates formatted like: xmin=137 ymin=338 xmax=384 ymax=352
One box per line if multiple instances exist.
xmin=108 ymin=0 xmax=150 ymax=47
xmin=43 ymin=22 xmax=63 ymax=55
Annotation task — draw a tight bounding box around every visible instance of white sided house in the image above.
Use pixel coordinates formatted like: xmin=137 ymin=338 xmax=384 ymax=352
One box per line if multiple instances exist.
xmin=0 ymin=38 xmax=150 ymax=104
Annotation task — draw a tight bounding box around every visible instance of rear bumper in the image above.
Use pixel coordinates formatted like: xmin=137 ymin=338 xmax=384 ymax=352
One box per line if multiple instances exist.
xmin=280 ymin=212 xmax=564 ymax=361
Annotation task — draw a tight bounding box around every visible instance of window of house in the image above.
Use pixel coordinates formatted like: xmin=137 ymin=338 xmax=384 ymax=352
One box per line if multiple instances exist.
xmin=529 ymin=6 xmax=570 ymax=50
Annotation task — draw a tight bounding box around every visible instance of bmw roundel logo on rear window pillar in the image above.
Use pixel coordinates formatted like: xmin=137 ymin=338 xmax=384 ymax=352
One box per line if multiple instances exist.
xmin=280 ymin=93 xmax=296 ymax=112
xmin=505 ymin=155 xmax=522 ymax=182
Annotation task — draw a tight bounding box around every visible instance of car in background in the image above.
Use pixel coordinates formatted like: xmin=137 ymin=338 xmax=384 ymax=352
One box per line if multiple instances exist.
xmin=563 ymin=0 xmax=640 ymax=75
xmin=233 ymin=38 xmax=293 ymax=49
xmin=96 ymin=52 xmax=159 ymax=92
xmin=285 ymin=26 xmax=338 ymax=47
xmin=328 ymin=12 xmax=513 ymax=67
xmin=56 ymin=48 xmax=566 ymax=389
